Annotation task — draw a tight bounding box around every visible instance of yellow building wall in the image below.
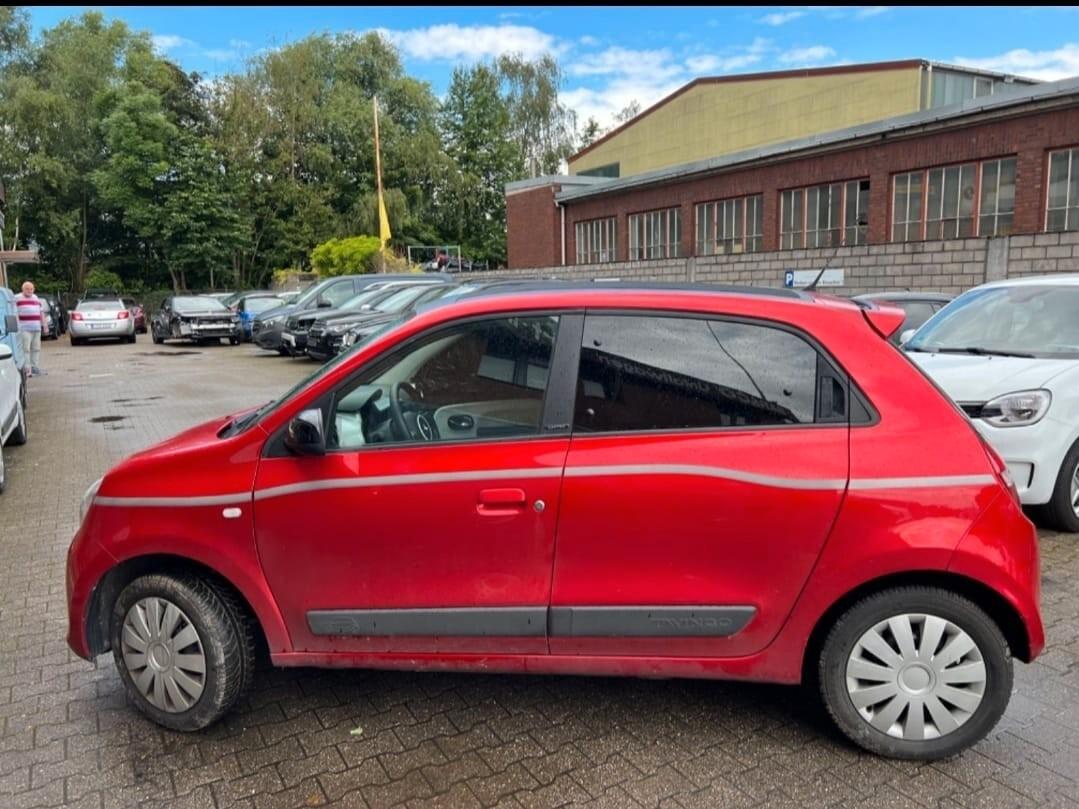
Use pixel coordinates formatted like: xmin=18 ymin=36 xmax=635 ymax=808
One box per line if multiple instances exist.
xmin=570 ymin=67 xmax=925 ymax=177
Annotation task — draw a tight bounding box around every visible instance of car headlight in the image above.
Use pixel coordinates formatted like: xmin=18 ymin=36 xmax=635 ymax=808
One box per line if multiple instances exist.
xmin=79 ymin=477 xmax=103 ymax=524
xmin=328 ymin=323 xmax=352 ymax=334
xmin=263 ymin=315 xmax=285 ymax=326
xmin=981 ymin=390 xmax=1051 ymax=427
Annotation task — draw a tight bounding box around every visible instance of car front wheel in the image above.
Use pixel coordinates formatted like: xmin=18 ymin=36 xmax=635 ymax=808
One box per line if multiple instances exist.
xmin=110 ymin=573 xmax=255 ymax=731
xmin=819 ymin=586 xmax=1011 ymax=760
xmin=1036 ymin=439 xmax=1079 ymax=533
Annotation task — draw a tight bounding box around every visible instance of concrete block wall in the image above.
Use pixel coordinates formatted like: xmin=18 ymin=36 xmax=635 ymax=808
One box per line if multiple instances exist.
xmin=457 ymin=234 xmax=1078 ymax=294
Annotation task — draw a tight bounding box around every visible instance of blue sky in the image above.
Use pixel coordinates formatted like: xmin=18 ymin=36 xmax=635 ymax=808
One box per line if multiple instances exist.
xmin=26 ymin=6 xmax=1079 ymax=127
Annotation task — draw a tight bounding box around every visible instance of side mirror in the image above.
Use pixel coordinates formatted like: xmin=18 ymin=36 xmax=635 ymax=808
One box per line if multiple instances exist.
xmin=285 ymin=408 xmax=326 ymax=456
xmin=3 ymin=314 xmax=17 ymax=334
xmin=0 ymin=344 xmax=12 ymax=361
xmin=317 ymin=297 xmax=332 ymax=308
xmin=899 ymin=329 xmax=916 ymax=346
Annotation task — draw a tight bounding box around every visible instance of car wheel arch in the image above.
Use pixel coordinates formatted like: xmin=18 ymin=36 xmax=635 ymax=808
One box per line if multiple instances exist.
xmin=83 ymin=553 xmax=284 ymax=662
xmin=800 ymin=569 xmax=1032 ymax=687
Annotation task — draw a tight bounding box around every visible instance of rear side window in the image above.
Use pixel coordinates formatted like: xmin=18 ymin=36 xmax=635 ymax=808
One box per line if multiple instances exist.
xmin=573 ymin=314 xmax=827 ymax=433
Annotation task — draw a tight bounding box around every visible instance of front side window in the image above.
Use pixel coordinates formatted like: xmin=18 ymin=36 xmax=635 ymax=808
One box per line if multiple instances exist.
xmin=695 ymin=195 xmax=763 ymax=255
xmin=628 ymin=207 xmax=682 ymax=260
xmin=781 ymin=181 xmax=868 ymax=250
xmin=1047 ymin=148 xmax=1079 ymax=232
xmin=893 ymin=157 xmax=1016 ymax=241
xmin=321 ymin=281 xmax=356 ymax=308
xmin=575 ymin=217 xmax=617 ymax=264
xmin=574 ymin=314 xmax=821 ymax=433
xmin=328 ymin=316 xmax=560 ymax=450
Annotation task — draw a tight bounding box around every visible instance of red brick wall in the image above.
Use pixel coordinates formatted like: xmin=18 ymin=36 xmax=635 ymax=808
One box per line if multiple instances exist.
xmin=515 ymin=106 xmax=1079 ymax=268
xmin=506 ymin=184 xmax=562 ymax=269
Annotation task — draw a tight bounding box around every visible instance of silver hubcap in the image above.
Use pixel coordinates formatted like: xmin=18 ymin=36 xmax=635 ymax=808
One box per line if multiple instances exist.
xmin=121 ymin=597 xmax=206 ymax=713
xmin=1070 ymin=461 xmax=1079 ymax=518
xmin=846 ymin=614 xmax=986 ymax=741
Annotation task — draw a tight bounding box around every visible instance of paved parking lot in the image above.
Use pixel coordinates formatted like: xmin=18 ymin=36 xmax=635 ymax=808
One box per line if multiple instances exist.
xmin=2 ymin=339 xmax=1078 ymax=809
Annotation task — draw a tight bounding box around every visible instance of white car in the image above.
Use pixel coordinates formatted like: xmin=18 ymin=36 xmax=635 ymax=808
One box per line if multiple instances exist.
xmin=0 ymin=343 xmax=29 ymax=493
xmin=904 ymin=275 xmax=1079 ymax=531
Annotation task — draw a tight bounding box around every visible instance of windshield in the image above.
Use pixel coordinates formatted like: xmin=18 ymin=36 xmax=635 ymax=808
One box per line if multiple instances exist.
xmin=229 ymin=315 xmax=412 ymax=434
xmin=77 ymin=300 xmax=124 ymax=311
xmin=906 ymin=284 xmax=1079 ymax=358
xmin=245 ymin=297 xmax=282 ymax=314
xmin=338 ymin=287 xmax=393 ymax=311
xmin=174 ymin=296 xmax=229 ymax=314
xmin=374 ymin=285 xmax=442 ymax=313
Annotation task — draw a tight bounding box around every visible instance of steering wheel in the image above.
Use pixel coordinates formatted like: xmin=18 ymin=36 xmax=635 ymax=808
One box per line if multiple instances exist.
xmin=389 ymin=381 xmax=436 ymax=441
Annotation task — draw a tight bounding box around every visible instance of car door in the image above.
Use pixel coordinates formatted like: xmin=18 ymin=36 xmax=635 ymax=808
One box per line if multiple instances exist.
xmin=549 ymin=312 xmax=850 ymax=659
xmin=253 ymin=313 xmax=578 ymax=655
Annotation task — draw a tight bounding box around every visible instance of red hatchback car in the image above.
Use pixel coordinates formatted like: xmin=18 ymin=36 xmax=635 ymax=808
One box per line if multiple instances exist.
xmin=66 ymin=283 xmax=1043 ymax=759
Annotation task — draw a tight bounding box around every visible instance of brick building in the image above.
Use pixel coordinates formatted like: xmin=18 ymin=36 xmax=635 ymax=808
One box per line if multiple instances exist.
xmin=502 ymin=70 xmax=1079 ymax=292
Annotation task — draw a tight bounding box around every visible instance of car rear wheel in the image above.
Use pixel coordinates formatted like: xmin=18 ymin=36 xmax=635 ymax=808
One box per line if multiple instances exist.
xmin=0 ymin=443 xmax=6 ymax=493
xmin=819 ymin=586 xmax=1011 ymax=760
xmin=70 ymin=336 xmax=83 ymax=346
xmin=1035 ymin=440 xmax=1079 ymax=533
xmin=110 ymin=573 xmax=255 ymax=731
xmin=152 ymin=327 xmax=163 ymax=344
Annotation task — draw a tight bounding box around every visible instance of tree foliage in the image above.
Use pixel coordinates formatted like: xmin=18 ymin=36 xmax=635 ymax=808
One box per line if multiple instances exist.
xmin=310 ymin=235 xmax=381 ymax=276
xmin=0 ymin=8 xmax=575 ymax=291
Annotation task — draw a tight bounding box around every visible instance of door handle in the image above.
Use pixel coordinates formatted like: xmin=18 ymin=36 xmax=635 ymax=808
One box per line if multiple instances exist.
xmin=477 ymin=488 xmax=527 ymax=516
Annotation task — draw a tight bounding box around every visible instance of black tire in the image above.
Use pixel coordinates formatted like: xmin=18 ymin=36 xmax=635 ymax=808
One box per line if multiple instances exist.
xmin=110 ymin=573 xmax=256 ymax=732
xmin=276 ymin=346 xmax=289 ymax=356
xmin=0 ymin=443 xmax=5 ymax=494
xmin=228 ymin=337 xmax=240 ymax=346
xmin=1033 ymin=439 xmax=1079 ymax=533
xmin=818 ymin=586 xmax=1012 ymax=760
xmin=70 ymin=336 xmax=83 ymax=346
xmin=152 ymin=328 xmax=163 ymax=345
xmin=8 ymin=399 xmax=27 ymax=446
xmin=127 ymin=334 xmax=137 ymax=344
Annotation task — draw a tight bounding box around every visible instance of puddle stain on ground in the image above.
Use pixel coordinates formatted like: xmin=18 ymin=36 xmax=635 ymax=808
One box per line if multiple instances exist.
xmin=89 ymin=415 xmax=126 ymax=424
xmin=134 ymin=351 xmax=202 ymax=357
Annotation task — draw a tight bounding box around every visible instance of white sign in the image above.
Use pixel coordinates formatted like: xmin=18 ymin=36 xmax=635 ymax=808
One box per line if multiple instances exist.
xmin=784 ymin=268 xmax=845 ymax=288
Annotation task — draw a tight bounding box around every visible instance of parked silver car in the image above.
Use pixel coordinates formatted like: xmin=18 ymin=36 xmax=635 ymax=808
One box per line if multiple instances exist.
xmin=69 ymin=298 xmax=136 ymax=345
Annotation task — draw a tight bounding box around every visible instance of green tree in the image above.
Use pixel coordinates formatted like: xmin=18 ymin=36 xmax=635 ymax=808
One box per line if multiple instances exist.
xmin=439 ymin=64 xmax=524 ymax=265
xmin=496 ymin=54 xmax=577 ymax=177
xmin=310 ymin=235 xmax=381 ymax=276
xmin=579 ymin=117 xmax=602 ymax=149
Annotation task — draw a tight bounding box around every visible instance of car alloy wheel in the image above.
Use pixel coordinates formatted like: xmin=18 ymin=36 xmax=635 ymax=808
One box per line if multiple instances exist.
xmin=846 ymin=614 xmax=986 ymax=741
xmin=120 ymin=596 xmax=207 ymax=713
xmin=1070 ymin=460 xmax=1079 ymax=520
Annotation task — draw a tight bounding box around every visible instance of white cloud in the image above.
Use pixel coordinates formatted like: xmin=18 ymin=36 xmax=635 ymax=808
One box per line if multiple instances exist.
xmin=759 ymin=11 xmax=806 ymax=26
xmin=579 ymin=35 xmax=599 ymax=47
xmin=151 ymin=34 xmax=194 ymax=53
xmin=228 ymin=38 xmax=252 ymax=50
xmin=854 ymin=6 xmax=891 ymax=18
xmin=377 ymin=23 xmax=564 ymax=63
xmin=567 ymin=46 xmax=682 ymax=82
xmin=203 ymin=49 xmax=238 ymax=62
xmin=778 ymin=45 xmax=837 ymax=65
xmin=685 ymin=37 xmax=772 ymax=74
xmin=954 ymin=43 xmax=1079 ymax=81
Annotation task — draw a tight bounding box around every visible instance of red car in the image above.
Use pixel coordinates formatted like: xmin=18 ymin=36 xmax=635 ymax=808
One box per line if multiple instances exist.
xmin=66 ymin=283 xmax=1042 ymax=759
xmin=122 ymin=298 xmax=147 ymax=334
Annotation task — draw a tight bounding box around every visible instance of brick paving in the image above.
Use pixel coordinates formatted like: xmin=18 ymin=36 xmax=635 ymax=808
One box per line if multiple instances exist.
xmin=1 ymin=338 xmax=1077 ymax=809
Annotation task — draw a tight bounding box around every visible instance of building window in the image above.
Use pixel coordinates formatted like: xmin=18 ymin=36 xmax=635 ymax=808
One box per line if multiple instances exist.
xmin=1047 ymin=148 xmax=1079 ymax=232
xmin=575 ymin=217 xmax=617 ymax=264
xmin=893 ymin=157 xmax=1016 ymax=241
xmin=577 ymin=162 xmax=620 ymax=179
xmin=628 ymin=207 xmax=681 ymax=260
xmin=780 ymin=181 xmax=868 ymax=250
xmin=695 ymin=195 xmax=763 ymax=255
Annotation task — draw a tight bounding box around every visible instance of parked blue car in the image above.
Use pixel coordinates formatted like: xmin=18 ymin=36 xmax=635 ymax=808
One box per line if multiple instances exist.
xmin=0 ymin=287 xmax=28 ymax=406
xmin=227 ymin=292 xmax=286 ymax=341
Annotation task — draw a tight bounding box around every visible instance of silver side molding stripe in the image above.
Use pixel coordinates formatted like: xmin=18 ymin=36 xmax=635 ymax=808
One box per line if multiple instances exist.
xmin=252 ymin=467 xmax=564 ymax=502
xmin=94 ymin=493 xmax=250 ymax=508
xmin=92 ymin=468 xmax=998 ymax=507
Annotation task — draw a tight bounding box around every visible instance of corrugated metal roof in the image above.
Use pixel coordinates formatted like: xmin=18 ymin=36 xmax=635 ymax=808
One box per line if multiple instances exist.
xmin=505 ymin=175 xmax=609 ymax=194
xmin=555 ymin=75 xmax=1079 ymax=204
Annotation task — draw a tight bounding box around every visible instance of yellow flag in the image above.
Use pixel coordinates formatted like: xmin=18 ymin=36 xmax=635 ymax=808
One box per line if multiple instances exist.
xmin=378 ymin=192 xmax=391 ymax=248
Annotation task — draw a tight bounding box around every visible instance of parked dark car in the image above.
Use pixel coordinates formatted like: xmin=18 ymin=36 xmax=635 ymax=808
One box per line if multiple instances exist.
xmin=281 ymin=279 xmax=447 ymax=356
xmin=151 ymin=296 xmax=242 ymax=345
xmin=252 ymin=273 xmax=452 ymax=354
xmin=851 ymin=292 xmax=953 ymax=344
xmin=37 ymin=297 xmax=59 ymax=340
xmin=121 ymin=298 xmax=147 ymax=334
xmin=39 ymin=293 xmax=67 ymax=336
xmin=306 ymin=284 xmax=454 ymax=361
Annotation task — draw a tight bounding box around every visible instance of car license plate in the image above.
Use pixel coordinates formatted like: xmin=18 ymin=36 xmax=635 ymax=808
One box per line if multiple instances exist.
xmin=282 ymin=332 xmax=294 ymax=345
xmin=91 ymin=323 xmax=112 ymax=330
